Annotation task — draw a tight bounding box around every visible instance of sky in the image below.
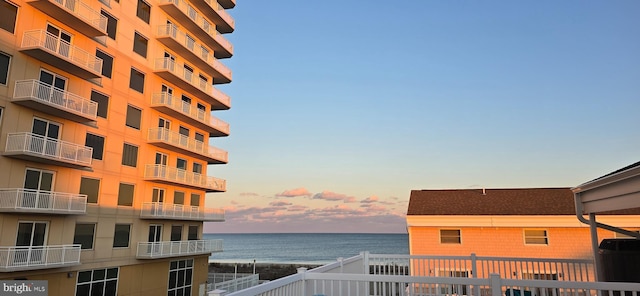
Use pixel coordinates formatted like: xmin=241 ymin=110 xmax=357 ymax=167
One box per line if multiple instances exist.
xmin=204 ymin=0 xmax=640 ymax=233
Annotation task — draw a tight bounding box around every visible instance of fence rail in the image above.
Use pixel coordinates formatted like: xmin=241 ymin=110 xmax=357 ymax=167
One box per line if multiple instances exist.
xmin=21 ymin=29 xmax=103 ymax=75
xmin=147 ymin=128 xmax=228 ymax=162
xmin=140 ymin=202 xmax=224 ymax=221
xmin=5 ymin=132 xmax=93 ymax=166
xmin=0 ymin=245 xmax=81 ymax=272
xmin=0 ymin=188 xmax=87 ymax=214
xmin=144 ymin=164 xmax=226 ymax=191
xmin=13 ymin=79 xmax=98 ymax=120
xmin=151 ymin=92 xmax=230 ymax=134
xmin=48 ymin=0 xmax=107 ymax=32
xmin=136 ymin=239 xmax=223 ymax=259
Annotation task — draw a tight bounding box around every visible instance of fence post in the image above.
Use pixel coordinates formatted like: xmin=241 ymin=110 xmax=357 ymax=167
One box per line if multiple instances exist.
xmin=362 ymin=251 xmax=370 ymax=274
xmin=490 ymin=273 xmax=502 ymax=296
xmin=297 ymin=267 xmax=307 ymax=296
xmin=472 ymin=253 xmax=480 ymax=296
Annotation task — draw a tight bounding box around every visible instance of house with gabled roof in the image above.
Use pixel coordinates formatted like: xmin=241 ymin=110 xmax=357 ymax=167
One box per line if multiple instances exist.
xmin=406 ymin=187 xmax=640 ymax=260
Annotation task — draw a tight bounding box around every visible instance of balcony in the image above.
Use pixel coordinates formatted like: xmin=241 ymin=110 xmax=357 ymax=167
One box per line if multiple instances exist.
xmin=0 ymin=244 xmax=81 ymax=272
xmin=158 ymin=0 xmax=233 ymax=58
xmin=0 ymin=189 xmax=87 ymax=214
xmin=223 ymin=252 xmax=640 ymax=296
xmin=147 ymin=128 xmax=228 ymax=164
xmin=150 ymin=92 xmax=230 ymax=137
xmin=190 ymin=0 xmax=235 ymax=33
xmin=144 ymin=164 xmax=226 ymax=192
xmin=136 ymin=239 xmax=222 ymax=259
xmin=27 ymin=0 xmax=107 ymax=37
xmin=4 ymin=132 xmax=93 ymax=169
xmin=156 ymin=25 xmax=232 ymax=83
xmin=20 ymin=30 xmax=103 ymax=79
xmin=154 ymin=58 xmax=230 ymax=109
xmin=13 ymin=80 xmax=98 ymax=123
xmin=217 ymin=0 xmax=234 ymax=9
xmin=140 ymin=202 xmax=225 ymax=221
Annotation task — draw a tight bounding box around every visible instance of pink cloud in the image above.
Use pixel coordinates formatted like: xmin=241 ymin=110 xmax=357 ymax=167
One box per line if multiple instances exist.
xmin=270 ymin=200 xmax=293 ymax=207
xmin=361 ymin=195 xmax=379 ymax=203
xmin=288 ymin=205 xmax=308 ymax=211
xmin=239 ymin=192 xmax=260 ymax=197
xmin=312 ymin=191 xmax=357 ymax=203
xmin=276 ymin=187 xmax=312 ymax=197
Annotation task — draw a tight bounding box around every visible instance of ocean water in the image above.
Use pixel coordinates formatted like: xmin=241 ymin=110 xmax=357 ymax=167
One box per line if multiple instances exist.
xmin=204 ymin=233 xmax=409 ymax=264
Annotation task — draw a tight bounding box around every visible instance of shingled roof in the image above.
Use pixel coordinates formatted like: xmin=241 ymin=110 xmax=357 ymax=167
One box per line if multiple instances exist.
xmin=407 ymin=188 xmax=576 ymax=216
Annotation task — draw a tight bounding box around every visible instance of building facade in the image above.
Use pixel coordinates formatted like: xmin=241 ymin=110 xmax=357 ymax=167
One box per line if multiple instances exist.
xmin=0 ymin=0 xmax=234 ymax=294
xmin=406 ymin=188 xmax=640 ymax=259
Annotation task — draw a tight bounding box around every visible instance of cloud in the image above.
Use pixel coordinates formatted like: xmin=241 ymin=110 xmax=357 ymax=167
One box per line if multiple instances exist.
xmin=276 ymin=187 xmax=312 ymax=197
xmin=239 ymin=192 xmax=260 ymax=197
xmin=312 ymin=191 xmax=357 ymax=203
xmin=361 ymin=196 xmax=379 ymax=203
xmin=269 ymin=200 xmax=293 ymax=207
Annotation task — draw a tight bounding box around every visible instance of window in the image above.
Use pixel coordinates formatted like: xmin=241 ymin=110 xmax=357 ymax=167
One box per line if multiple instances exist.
xmin=168 ymin=259 xmax=193 ymax=296
xmin=129 ymin=68 xmax=145 ymax=93
xmin=113 ymin=224 xmax=130 ymax=248
xmin=133 ymin=32 xmax=148 ymax=58
xmin=171 ymin=225 xmax=182 ymax=241
xmin=193 ymin=163 xmax=202 ymax=174
xmin=177 ymin=158 xmax=187 ymax=170
xmin=79 ymin=177 xmax=100 ymax=204
xmin=121 ymin=143 xmax=138 ymax=167
xmin=438 ymin=270 xmax=469 ymax=295
xmin=76 ymin=267 xmax=118 ymax=296
xmin=188 ymin=226 xmax=198 ymax=240
xmin=24 ymin=168 xmax=54 ymax=192
xmin=195 ymin=132 xmax=204 ymax=143
xmin=524 ymin=229 xmax=548 ymax=245
xmin=125 ymin=104 xmax=141 ymax=129
xmin=90 ymin=90 xmax=109 ymax=119
xmin=74 ymin=224 xmax=96 ymax=250
xmin=117 ymin=183 xmax=134 ymax=206
xmin=85 ymin=133 xmax=105 ymax=160
xmin=174 ymin=191 xmax=184 ymax=205
xmin=152 ymin=188 xmax=165 ymax=202
xmin=440 ymin=229 xmax=461 ymax=244
xmin=190 ymin=193 xmax=199 ymax=206
xmin=136 ymin=0 xmax=150 ymax=23
xmin=95 ymin=50 xmax=113 ymax=78
xmin=0 ymin=0 xmax=17 ymax=34
xmin=179 ymin=126 xmax=189 ymax=137
xmin=0 ymin=51 xmax=10 ymax=85
xmin=101 ymin=10 xmax=117 ymax=40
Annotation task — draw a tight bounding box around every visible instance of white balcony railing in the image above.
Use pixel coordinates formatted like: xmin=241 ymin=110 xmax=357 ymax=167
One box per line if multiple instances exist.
xmin=144 ymin=164 xmax=226 ymax=192
xmin=5 ymin=132 xmax=93 ymax=167
xmin=21 ymin=29 xmax=103 ymax=75
xmin=0 ymin=188 xmax=87 ymax=214
xmin=0 ymin=244 xmax=81 ymax=272
xmin=224 ymin=253 xmax=640 ymax=296
xmin=140 ymin=202 xmax=224 ymax=221
xmin=136 ymin=239 xmax=222 ymax=259
xmin=151 ymin=92 xmax=230 ymax=135
xmin=35 ymin=0 xmax=107 ymax=34
xmin=154 ymin=58 xmax=231 ymax=108
xmin=147 ymin=128 xmax=228 ymax=163
xmin=156 ymin=24 xmax=232 ymax=80
xmin=158 ymin=0 xmax=233 ymax=55
xmin=13 ymin=79 xmax=98 ymax=121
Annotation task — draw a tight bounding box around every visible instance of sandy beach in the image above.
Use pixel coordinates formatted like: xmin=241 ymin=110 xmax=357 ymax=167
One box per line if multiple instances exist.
xmin=208 ymin=262 xmax=322 ymax=281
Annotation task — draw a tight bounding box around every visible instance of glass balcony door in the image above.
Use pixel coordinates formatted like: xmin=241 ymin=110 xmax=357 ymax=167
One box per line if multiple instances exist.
xmin=15 ymin=222 xmax=48 ymax=264
xmin=23 ymin=168 xmax=54 ymax=209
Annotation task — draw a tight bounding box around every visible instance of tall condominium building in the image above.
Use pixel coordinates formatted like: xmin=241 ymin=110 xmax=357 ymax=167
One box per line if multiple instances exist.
xmin=0 ymin=0 xmax=233 ymax=294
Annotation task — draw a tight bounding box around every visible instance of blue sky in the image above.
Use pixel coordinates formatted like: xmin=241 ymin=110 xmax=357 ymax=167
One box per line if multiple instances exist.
xmin=204 ymin=0 xmax=640 ymax=233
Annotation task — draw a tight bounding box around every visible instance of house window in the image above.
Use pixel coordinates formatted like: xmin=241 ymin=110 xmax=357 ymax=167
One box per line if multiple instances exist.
xmin=168 ymin=259 xmax=193 ymax=296
xmin=171 ymin=225 xmax=182 ymax=241
xmin=0 ymin=0 xmax=17 ymax=34
xmin=117 ymin=183 xmax=134 ymax=206
xmin=95 ymin=50 xmax=113 ymax=78
xmin=101 ymin=10 xmax=117 ymax=40
xmin=152 ymin=188 xmax=165 ymax=202
xmin=79 ymin=177 xmax=100 ymax=204
xmin=76 ymin=267 xmax=119 ymax=296
xmin=177 ymin=158 xmax=187 ymax=170
xmin=192 ymin=163 xmax=202 ymax=174
xmin=129 ymin=68 xmax=145 ymax=93
xmin=174 ymin=191 xmax=184 ymax=205
xmin=136 ymin=0 xmax=151 ymax=23
xmin=113 ymin=224 xmax=131 ymax=248
xmin=440 ymin=229 xmax=461 ymax=244
xmin=90 ymin=90 xmax=109 ymax=119
xmin=73 ymin=224 xmax=96 ymax=250
xmin=190 ymin=193 xmax=199 ymax=207
xmin=85 ymin=133 xmax=105 ymax=160
xmin=195 ymin=132 xmax=204 ymax=142
xmin=125 ymin=104 xmax=141 ymax=129
xmin=188 ymin=225 xmax=198 ymax=240
xmin=438 ymin=270 xmax=469 ymax=295
xmin=0 ymin=51 xmax=10 ymax=85
xmin=524 ymin=229 xmax=548 ymax=245
xmin=133 ymin=32 xmax=148 ymax=58
xmin=121 ymin=143 xmax=138 ymax=167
